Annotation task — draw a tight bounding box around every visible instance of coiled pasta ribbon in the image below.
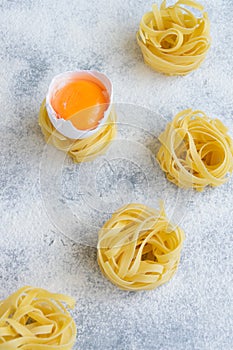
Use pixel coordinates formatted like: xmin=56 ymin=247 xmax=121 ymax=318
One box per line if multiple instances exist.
xmin=157 ymin=109 xmax=233 ymax=191
xmin=137 ymin=0 xmax=210 ymax=75
xmin=97 ymin=203 xmax=185 ymax=291
xmin=39 ymin=100 xmax=117 ymax=163
xmin=0 ymin=286 xmax=76 ymax=350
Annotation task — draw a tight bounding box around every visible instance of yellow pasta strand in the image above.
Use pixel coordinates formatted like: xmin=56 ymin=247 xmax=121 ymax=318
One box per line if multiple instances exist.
xmin=97 ymin=203 xmax=185 ymax=291
xmin=0 ymin=286 xmax=77 ymax=349
xmin=157 ymin=109 xmax=233 ymax=191
xmin=39 ymin=99 xmax=117 ymax=163
xmin=136 ymin=0 xmax=210 ymax=75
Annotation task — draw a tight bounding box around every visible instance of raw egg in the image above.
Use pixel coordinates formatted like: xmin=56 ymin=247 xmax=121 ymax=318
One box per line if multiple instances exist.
xmin=51 ymin=78 xmax=109 ymax=130
xmin=46 ymin=71 xmax=113 ymax=139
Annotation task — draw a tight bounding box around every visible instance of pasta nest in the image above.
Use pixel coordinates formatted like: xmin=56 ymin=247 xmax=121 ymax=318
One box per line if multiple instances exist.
xmin=39 ymin=99 xmax=117 ymax=163
xmin=0 ymin=286 xmax=76 ymax=350
xmin=136 ymin=0 xmax=210 ymax=75
xmin=157 ymin=109 xmax=233 ymax=191
xmin=97 ymin=203 xmax=185 ymax=291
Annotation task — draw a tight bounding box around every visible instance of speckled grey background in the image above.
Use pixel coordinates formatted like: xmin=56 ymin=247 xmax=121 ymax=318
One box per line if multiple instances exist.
xmin=0 ymin=0 xmax=233 ymax=349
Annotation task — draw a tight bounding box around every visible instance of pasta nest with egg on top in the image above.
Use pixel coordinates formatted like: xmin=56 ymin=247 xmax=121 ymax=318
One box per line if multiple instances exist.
xmin=39 ymin=99 xmax=117 ymax=163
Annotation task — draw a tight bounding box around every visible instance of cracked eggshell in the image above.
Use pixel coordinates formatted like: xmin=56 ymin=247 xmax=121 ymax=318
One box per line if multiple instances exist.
xmin=45 ymin=70 xmax=113 ymax=139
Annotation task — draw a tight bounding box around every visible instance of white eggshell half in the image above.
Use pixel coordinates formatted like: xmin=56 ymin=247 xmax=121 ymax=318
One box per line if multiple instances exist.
xmin=45 ymin=70 xmax=113 ymax=139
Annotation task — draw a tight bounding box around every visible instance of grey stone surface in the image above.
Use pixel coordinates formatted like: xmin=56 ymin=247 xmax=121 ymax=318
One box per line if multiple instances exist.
xmin=0 ymin=0 xmax=233 ymax=349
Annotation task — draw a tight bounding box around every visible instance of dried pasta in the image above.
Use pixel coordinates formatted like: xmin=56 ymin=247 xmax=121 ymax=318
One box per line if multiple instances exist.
xmin=97 ymin=203 xmax=185 ymax=291
xmin=0 ymin=286 xmax=76 ymax=350
xmin=136 ymin=0 xmax=210 ymax=75
xmin=157 ymin=109 xmax=233 ymax=191
xmin=39 ymin=99 xmax=117 ymax=163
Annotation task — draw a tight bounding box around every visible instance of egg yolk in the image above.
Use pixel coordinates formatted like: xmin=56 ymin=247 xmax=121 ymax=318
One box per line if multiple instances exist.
xmin=51 ymin=79 xmax=109 ymax=130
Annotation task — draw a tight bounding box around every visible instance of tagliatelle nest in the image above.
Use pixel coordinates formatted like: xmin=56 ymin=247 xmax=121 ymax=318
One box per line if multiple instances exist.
xmin=0 ymin=286 xmax=76 ymax=350
xmin=157 ymin=109 xmax=233 ymax=191
xmin=97 ymin=203 xmax=185 ymax=291
xmin=136 ymin=0 xmax=211 ymax=75
xmin=39 ymin=100 xmax=117 ymax=163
